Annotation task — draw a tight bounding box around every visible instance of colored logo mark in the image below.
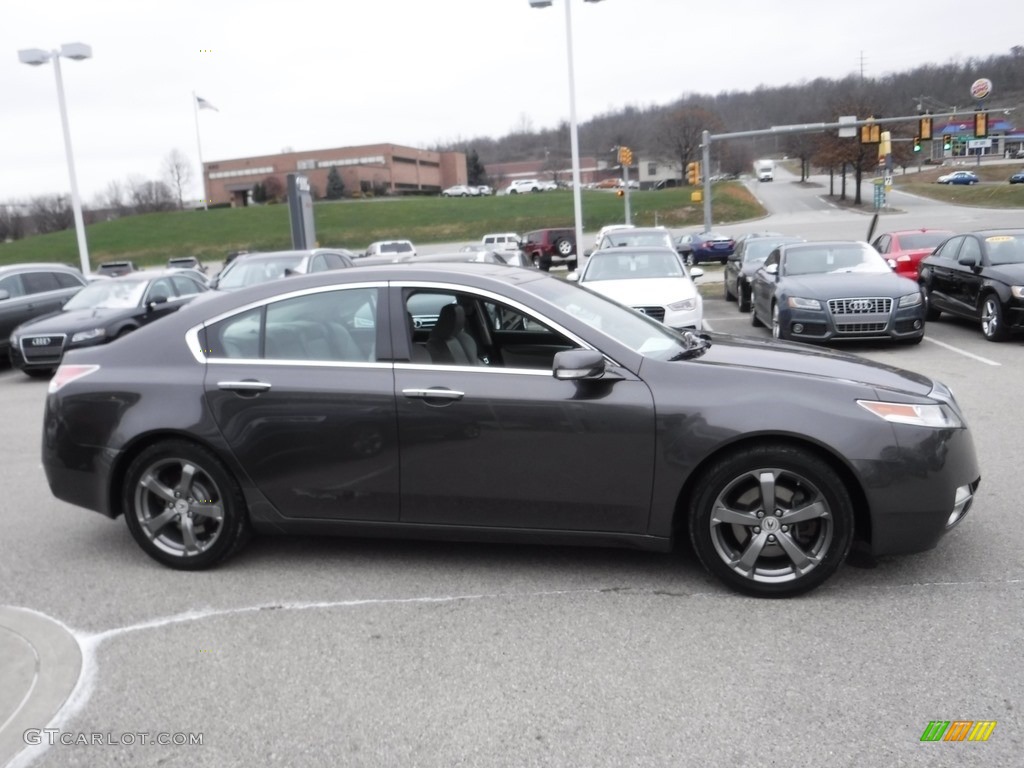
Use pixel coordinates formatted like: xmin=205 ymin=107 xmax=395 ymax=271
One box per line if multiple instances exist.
xmin=920 ymin=720 xmax=997 ymax=742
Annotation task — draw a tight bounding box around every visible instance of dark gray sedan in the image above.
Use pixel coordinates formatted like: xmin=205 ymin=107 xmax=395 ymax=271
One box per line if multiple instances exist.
xmin=42 ymin=264 xmax=978 ymax=597
xmin=750 ymin=241 xmax=926 ymax=344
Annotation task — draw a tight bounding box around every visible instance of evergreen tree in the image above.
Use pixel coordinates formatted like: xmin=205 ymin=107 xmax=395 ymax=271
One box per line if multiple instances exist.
xmin=466 ymin=149 xmax=487 ymax=186
xmin=326 ymin=166 xmax=345 ymax=199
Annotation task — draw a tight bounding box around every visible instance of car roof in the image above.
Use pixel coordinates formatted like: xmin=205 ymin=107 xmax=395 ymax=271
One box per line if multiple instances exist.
xmin=102 ymin=268 xmax=200 ymax=281
xmin=0 ymin=262 xmax=82 ymax=274
xmin=589 ymin=245 xmax=680 ymax=257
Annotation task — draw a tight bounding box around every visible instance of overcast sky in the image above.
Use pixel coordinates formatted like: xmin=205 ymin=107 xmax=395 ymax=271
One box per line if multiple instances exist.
xmin=3 ymin=0 xmax=1019 ymax=203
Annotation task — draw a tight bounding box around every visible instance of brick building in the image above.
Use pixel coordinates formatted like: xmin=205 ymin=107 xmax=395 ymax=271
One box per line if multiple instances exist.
xmin=203 ymin=144 xmax=467 ymax=206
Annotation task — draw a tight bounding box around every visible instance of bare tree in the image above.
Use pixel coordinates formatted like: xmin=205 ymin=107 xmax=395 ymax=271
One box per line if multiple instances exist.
xmin=127 ymin=175 xmax=175 ymax=213
xmin=28 ymin=194 xmax=73 ymax=234
xmin=655 ymin=107 xmax=723 ymax=184
xmin=163 ymin=149 xmax=193 ymax=208
xmin=0 ymin=201 xmax=27 ymax=242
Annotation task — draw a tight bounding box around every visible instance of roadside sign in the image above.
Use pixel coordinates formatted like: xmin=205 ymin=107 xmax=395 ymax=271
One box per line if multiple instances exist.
xmin=838 ymin=115 xmax=857 ymax=138
xmin=968 ymin=139 xmax=993 ymax=149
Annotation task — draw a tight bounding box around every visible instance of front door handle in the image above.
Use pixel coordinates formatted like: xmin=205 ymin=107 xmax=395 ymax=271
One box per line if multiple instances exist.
xmin=402 ymin=387 xmax=464 ymax=401
xmin=217 ymin=380 xmax=272 ymax=395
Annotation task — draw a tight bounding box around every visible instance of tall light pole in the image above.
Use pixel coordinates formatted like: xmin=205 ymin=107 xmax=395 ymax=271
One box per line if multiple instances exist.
xmin=18 ymin=43 xmax=92 ymax=276
xmin=529 ymin=0 xmax=604 ymax=263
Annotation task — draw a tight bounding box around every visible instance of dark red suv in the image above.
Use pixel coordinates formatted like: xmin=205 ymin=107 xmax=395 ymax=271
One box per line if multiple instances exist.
xmin=521 ymin=228 xmax=577 ymax=271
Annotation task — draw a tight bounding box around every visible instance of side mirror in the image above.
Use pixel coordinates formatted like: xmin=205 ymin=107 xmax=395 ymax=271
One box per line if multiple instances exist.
xmin=147 ymin=295 xmax=168 ymax=311
xmin=886 ymin=258 xmax=897 ymax=271
xmin=553 ymin=349 xmax=605 ymax=380
xmin=690 ymin=267 xmax=704 ymax=280
xmin=958 ymin=255 xmax=979 ymax=268
xmin=566 ymin=272 xmax=580 ymax=282
xmin=0 ymin=289 xmax=9 ymax=301
xmin=765 ymin=263 xmax=779 ymax=276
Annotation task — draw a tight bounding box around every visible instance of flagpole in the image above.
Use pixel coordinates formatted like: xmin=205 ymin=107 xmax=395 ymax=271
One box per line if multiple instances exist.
xmin=192 ymin=90 xmax=208 ymax=210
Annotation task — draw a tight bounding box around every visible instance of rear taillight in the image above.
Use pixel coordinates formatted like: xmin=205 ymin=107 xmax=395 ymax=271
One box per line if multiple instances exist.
xmin=48 ymin=364 xmax=100 ymax=394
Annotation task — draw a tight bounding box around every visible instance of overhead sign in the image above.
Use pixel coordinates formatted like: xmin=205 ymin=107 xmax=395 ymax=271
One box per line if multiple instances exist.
xmin=968 ymin=139 xmax=993 ymax=149
xmin=970 ymin=78 xmax=993 ymax=101
xmin=838 ymin=115 xmax=857 ymax=138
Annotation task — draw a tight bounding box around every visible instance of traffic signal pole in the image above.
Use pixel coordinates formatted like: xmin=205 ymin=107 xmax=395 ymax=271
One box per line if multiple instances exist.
xmin=697 ymin=108 xmax=1008 ymax=232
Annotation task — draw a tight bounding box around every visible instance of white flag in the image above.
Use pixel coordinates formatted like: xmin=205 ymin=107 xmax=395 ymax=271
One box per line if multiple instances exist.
xmin=196 ymin=96 xmax=218 ymax=112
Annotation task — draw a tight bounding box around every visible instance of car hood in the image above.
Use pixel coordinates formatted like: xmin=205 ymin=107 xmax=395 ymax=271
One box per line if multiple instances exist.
xmin=694 ymin=333 xmax=935 ymax=396
xmin=583 ymin=277 xmax=697 ymax=304
xmin=782 ymin=272 xmax=919 ymax=298
xmin=14 ymin=307 xmax=133 ymax=334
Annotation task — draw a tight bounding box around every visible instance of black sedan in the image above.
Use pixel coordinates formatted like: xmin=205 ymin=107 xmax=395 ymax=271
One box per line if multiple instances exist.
xmin=749 ymin=241 xmax=926 ymax=344
xmin=918 ymin=229 xmax=1024 ymax=341
xmin=724 ymin=235 xmax=804 ymax=312
xmin=42 ymin=264 xmax=979 ymax=597
xmin=9 ymin=270 xmax=207 ymax=376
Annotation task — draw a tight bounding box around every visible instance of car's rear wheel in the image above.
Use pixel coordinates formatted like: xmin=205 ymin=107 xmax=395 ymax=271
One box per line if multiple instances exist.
xmin=688 ymin=445 xmax=854 ymax=597
xmin=923 ymin=287 xmax=941 ymax=321
xmin=123 ymin=440 xmax=250 ymax=570
xmin=737 ymin=283 xmax=751 ymax=313
xmin=981 ymin=294 xmax=1008 ymax=342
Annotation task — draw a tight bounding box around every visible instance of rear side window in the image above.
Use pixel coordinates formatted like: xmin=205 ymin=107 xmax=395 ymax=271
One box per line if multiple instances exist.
xmin=0 ymin=274 xmax=26 ymax=298
xmin=55 ymin=272 xmax=86 ymax=288
xmin=22 ymin=272 xmax=61 ymax=294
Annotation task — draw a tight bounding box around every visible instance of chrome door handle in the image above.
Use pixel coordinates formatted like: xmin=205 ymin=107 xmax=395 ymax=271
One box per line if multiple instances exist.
xmin=402 ymin=388 xmax=464 ymax=401
xmin=217 ymin=380 xmax=272 ymax=393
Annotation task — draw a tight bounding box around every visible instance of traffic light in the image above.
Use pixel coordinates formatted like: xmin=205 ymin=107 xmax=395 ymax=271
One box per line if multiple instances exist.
xmin=918 ymin=116 xmax=933 ymax=141
xmin=686 ymin=161 xmax=700 ymax=185
xmin=913 ymin=137 xmax=921 ymax=153
xmin=974 ymin=111 xmax=988 ymax=139
xmin=943 ymin=136 xmax=952 ymax=151
xmin=860 ymin=119 xmax=880 ymax=144
xmin=617 ymin=146 xmax=633 ymax=166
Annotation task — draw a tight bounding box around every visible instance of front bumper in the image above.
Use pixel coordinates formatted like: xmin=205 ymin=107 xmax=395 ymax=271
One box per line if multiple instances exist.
xmin=780 ymin=302 xmax=925 ymax=342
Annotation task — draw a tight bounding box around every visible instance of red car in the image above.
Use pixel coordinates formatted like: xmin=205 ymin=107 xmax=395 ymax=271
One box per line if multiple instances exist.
xmin=871 ymin=229 xmax=954 ymax=279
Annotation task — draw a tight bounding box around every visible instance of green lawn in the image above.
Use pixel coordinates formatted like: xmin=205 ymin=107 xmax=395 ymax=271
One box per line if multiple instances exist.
xmin=893 ymin=163 xmax=1024 ymax=207
xmin=0 ymin=183 xmax=764 ymax=269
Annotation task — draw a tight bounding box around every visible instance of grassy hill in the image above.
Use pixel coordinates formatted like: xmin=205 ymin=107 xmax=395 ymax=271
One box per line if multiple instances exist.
xmin=0 ymin=184 xmax=763 ymax=269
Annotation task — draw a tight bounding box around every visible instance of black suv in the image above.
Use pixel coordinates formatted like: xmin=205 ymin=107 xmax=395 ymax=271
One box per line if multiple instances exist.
xmin=521 ymin=228 xmax=577 ymax=271
xmin=0 ymin=263 xmax=87 ymax=356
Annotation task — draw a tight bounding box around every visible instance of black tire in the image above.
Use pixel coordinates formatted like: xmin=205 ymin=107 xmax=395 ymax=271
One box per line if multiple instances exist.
xmin=980 ymin=294 xmax=1008 ymax=342
xmin=509 ymin=189 xmax=518 ymax=195
xmin=554 ymin=238 xmax=574 ymax=257
xmin=539 ymin=256 xmax=553 ymax=272
xmin=737 ymin=283 xmax=751 ymax=313
xmin=530 ymin=253 xmax=542 ymax=269
xmin=923 ymin=287 xmax=941 ymax=321
xmin=122 ymin=440 xmax=250 ymax=570
xmin=771 ymin=302 xmax=786 ymax=340
xmin=750 ymin=301 xmax=763 ymax=327
xmin=688 ymin=445 xmax=854 ymax=597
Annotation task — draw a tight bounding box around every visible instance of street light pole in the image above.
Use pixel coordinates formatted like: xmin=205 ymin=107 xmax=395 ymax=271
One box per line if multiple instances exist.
xmin=18 ymin=43 xmax=92 ymax=276
xmin=530 ymin=0 xmax=603 ymax=264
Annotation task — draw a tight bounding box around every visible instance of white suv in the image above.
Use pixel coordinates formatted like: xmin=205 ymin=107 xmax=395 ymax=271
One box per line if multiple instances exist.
xmin=504 ymin=179 xmax=541 ymax=194
xmin=481 ymin=233 xmax=521 ymax=252
xmin=363 ymin=240 xmax=416 ymax=258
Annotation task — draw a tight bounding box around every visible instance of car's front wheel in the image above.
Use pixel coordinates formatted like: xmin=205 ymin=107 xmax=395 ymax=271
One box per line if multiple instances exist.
xmin=923 ymin=286 xmax=941 ymax=321
xmin=750 ymin=300 xmax=763 ymax=327
xmin=737 ymin=282 xmax=751 ymax=313
xmin=123 ymin=440 xmax=250 ymax=570
xmin=771 ymin=303 xmax=785 ymax=340
xmin=688 ymin=445 xmax=854 ymax=597
xmin=981 ymin=294 xmax=1008 ymax=342
xmin=723 ymin=276 xmax=734 ymax=301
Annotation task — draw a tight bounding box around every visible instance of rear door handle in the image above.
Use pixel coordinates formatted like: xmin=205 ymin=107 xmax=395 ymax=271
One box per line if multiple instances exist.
xmin=402 ymin=388 xmax=464 ymax=401
xmin=218 ymin=380 xmax=272 ymax=394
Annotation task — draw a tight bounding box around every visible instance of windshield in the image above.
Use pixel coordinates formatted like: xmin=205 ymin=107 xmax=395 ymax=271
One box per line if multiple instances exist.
xmin=64 ymin=279 xmax=147 ymax=310
xmin=897 ymin=233 xmax=951 ymax=250
xmin=529 ymin=277 xmax=696 ymax=361
xmin=217 ymin=256 xmax=305 ymax=289
xmin=743 ymin=238 xmax=801 ymax=264
xmin=783 ymin=244 xmax=891 ymax=276
xmin=380 ymin=242 xmax=413 ymax=254
xmin=584 ymin=250 xmax=685 ymax=281
xmin=985 ymin=234 xmax=1024 ymax=265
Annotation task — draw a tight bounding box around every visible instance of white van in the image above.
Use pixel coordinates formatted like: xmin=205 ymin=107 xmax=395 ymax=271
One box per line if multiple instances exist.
xmin=481 ymin=233 xmax=521 ymax=252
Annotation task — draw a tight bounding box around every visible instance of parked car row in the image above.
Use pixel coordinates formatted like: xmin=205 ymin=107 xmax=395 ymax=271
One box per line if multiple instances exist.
xmin=441 ymin=184 xmax=493 ymax=197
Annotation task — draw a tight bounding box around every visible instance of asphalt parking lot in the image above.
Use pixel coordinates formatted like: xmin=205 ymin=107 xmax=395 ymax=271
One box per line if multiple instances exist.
xmin=1 ymin=299 xmax=1022 ymax=767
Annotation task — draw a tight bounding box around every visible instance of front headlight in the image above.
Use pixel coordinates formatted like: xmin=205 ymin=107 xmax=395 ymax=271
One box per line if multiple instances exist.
xmin=899 ymin=291 xmax=923 ymax=307
xmin=71 ymin=328 xmax=106 ymax=343
xmin=787 ymin=296 xmax=821 ymax=310
xmin=667 ymin=298 xmax=697 ymax=311
xmin=857 ymin=400 xmax=962 ymax=428
xmin=1011 ymin=286 xmax=1024 ymax=299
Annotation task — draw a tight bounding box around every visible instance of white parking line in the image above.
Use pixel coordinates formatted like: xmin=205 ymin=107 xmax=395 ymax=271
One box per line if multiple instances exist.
xmin=923 ymin=336 xmax=1001 ymax=366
